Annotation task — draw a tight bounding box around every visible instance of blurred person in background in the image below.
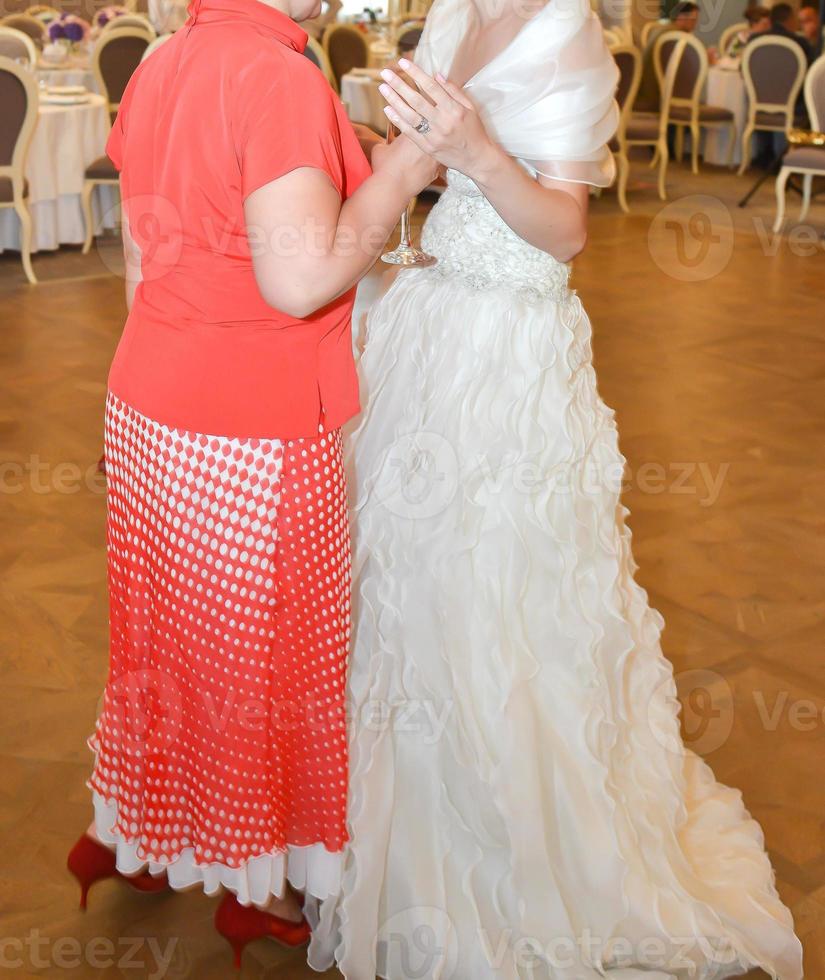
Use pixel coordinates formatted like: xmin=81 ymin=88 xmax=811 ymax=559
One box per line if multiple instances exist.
xmin=710 ymin=4 xmax=771 ymax=62
xmin=799 ymin=0 xmax=823 ymax=53
xmin=671 ymin=0 xmax=700 ymax=32
xmin=761 ymin=1 xmax=814 ymax=63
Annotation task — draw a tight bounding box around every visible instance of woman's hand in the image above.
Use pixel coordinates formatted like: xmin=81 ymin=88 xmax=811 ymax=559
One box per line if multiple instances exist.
xmin=378 ymin=59 xmax=502 ymax=181
xmin=371 ymin=132 xmax=439 ymax=197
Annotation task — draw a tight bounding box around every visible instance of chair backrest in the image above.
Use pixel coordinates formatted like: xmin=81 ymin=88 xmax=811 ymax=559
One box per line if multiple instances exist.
xmin=25 ymin=4 xmax=59 ymax=18
xmin=0 ymin=55 xmax=38 ymax=191
xmin=742 ymin=35 xmax=807 ymax=125
xmin=639 ymin=19 xmax=667 ymax=49
xmin=0 ymin=25 xmax=37 ymax=64
xmin=141 ymin=31 xmax=172 ymax=60
xmin=397 ymin=26 xmax=422 ymax=55
xmin=804 ymin=53 xmax=825 ymax=131
xmin=610 ymin=42 xmax=642 ymax=140
xmin=0 ymin=13 xmax=46 ymax=43
xmin=656 ymin=34 xmax=690 ymax=138
xmin=101 ymin=13 xmax=156 ymax=36
xmin=719 ymin=21 xmax=746 ymax=56
xmin=323 ymin=23 xmax=368 ymax=89
xmin=653 ymin=29 xmax=706 ymax=111
xmin=93 ymin=27 xmax=153 ymax=113
xmin=305 ymin=34 xmax=336 ymax=89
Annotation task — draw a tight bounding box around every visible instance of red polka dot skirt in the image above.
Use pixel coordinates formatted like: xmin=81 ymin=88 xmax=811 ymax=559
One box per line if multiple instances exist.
xmin=87 ymin=393 xmax=351 ymax=905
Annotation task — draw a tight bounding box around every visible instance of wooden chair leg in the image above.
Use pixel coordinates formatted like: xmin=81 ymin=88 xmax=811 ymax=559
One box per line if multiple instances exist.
xmin=690 ymin=122 xmax=701 ymax=175
xmin=726 ymin=121 xmax=736 ymax=168
xmin=657 ymin=138 xmax=669 ymax=201
xmin=773 ymin=165 xmax=792 ymax=233
xmin=738 ymin=123 xmax=754 ymax=175
xmin=799 ymin=173 xmax=813 ymax=223
xmin=81 ymin=179 xmax=95 ymax=255
xmin=14 ymin=199 xmax=36 ymax=284
xmin=616 ymin=151 xmax=630 ymax=213
xmin=649 ymin=144 xmax=660 ymax=168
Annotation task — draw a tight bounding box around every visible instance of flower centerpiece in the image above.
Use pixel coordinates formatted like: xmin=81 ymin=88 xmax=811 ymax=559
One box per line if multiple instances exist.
xmin=91 ymin=5 xmax=130 ymax=38
xmin=44 ymin=14 xmax=91 ymax=59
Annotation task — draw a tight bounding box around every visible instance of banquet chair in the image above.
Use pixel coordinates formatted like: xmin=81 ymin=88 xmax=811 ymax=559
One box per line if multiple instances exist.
xmin=93 ymin=26 xmax=153 ymax=117
xmin=305 ymin=35 xmax=336 ymax=89
xmin=0 ymin=26 xmax=37 ymax=65
xmin=635 ymin=20 xmax=672 ymax=112
xmin=323 ymin=24 xmax=368 ymax=90
xmin=739 ymin=35 xmax=807 ymax=175
xmin=25 ymin=5 xmax=60 ymax=18
xmin=101 ymin=13 xmax=156 ymax=36
xmin=394 ymin=18 xmax=424 ymax=40
xmin=639 ymin=19 xmax=668 ymax=50
xmin=0 ymin=13 xmax=46 ymax=45
xmin=397 ymin=26 xmax=423 ymax=56
xmin=609 ymin=43 xmax=642 ymax=212
xmin=718 ymin=21 xmax=747 ymax=57
xmin=141 ymin=32 xmax=173 ymax=60
xmin=774 ymin=54 xmax=825 ymax=231
xmin=623 ymin=34 xmax=687 ymax=200
xmin=653 ymin=30 xmax=735 ymax=173
xmin=0 ymin=56 xmax=38 ymax=283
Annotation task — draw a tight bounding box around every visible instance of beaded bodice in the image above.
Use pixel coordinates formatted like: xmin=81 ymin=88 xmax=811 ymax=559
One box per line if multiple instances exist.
xmin=420 ymin=169 xmax=572 ymax=304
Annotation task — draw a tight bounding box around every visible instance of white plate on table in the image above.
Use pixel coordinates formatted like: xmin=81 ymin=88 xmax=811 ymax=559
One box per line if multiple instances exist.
xmin=47 ymin=84 xmax=87 ymax=95
xmin=41 ymin=92 xmax=90 ymax=105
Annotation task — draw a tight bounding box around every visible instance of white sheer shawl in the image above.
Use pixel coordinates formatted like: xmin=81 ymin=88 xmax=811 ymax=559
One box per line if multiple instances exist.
xmin=415 ymin=0 xmax=620 ymax=187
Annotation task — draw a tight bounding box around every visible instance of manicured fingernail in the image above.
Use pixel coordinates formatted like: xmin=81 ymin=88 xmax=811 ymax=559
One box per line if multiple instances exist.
xmin=399 ymin=58 xmax=410 ymax=68
xmin=380 ymin=68 xmax=393 ymax=81
xmin=383 ymin=106 xmax=396 ymax=119
xmin=379 ymin=83 xmax=390 ymax=96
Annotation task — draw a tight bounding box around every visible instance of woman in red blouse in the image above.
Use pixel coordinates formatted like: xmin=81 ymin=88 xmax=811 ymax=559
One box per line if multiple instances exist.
xmin=66 ymin=0 xmax=435 ymax=965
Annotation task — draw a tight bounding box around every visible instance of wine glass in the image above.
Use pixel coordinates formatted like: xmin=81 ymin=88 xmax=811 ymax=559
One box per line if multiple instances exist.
xmin=381 ymin=123 xmax=437 ymax=267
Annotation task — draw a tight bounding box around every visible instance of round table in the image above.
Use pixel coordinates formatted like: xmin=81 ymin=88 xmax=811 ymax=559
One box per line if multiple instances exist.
xmin=37 ymin=52 xmax=98 ymax=94
xmin=368 ymin=38 xmax=397 ymax=69
xmin=0 ymin=92 xmax=119 ymax=254
xmin=341 ymin=69 xmax=387 ymax=136
xmin=37 ymin=65 xmax=98 ymax=92
xmin=704 ymin=65 xmax=748 ymax=166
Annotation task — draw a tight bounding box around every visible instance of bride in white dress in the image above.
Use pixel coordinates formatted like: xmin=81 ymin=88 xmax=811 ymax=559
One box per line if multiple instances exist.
xmin=307 ymin=0 xmax=804 ymax=977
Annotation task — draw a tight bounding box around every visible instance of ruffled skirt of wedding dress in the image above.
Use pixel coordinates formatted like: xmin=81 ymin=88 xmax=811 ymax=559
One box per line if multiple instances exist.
xmin=306 ymin=253 xmax=803 ymax=979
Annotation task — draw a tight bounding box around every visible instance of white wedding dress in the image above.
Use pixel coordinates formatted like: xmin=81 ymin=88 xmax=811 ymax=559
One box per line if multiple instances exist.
xmin=306 ymin=2 xmax=804 ymax=978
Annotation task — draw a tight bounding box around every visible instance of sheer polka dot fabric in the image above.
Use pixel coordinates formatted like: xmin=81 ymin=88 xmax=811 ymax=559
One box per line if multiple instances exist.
xmin=88 ymin=393 xmax=350 ymax=876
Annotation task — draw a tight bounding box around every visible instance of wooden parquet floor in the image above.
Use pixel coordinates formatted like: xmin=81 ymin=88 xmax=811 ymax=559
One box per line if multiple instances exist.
xmin=0 ymin=161 xmax=823 ymax=978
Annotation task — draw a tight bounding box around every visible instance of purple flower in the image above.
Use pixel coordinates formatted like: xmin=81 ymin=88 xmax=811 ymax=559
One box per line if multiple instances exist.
xmin=48 ymin=20 xmax=66 ymax=40
xmin=98 ymin=12 xmax=109 ymax=26
xmin=64 ymin=21 xmax=84 ymax=41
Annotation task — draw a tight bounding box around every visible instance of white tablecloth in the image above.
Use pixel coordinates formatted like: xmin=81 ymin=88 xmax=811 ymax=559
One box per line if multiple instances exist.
xmin=704 ymin=65 xmax=748 ymax=166
xmin=0 ymin=92 xmax=119 ymax=254
xmin=341 ymin=70 xmax=387 ymax=136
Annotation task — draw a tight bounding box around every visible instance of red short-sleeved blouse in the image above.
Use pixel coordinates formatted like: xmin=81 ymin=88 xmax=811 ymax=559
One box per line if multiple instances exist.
xmin=105 ymin=0 xmax=371 ymax=440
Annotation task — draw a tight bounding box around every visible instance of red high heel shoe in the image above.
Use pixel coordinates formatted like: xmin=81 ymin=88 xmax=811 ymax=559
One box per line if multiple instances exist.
xmin=214 ymin=892 xmax=311 ymax=969
xmin=67 ymin=834 xmax=169 ymax=910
